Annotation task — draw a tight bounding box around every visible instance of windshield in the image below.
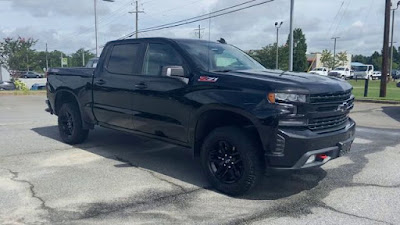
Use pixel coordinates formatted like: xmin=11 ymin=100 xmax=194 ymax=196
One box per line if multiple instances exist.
xmin=314 ymin=68 xmax=324 ymax=71
xmin=176 ymin=40 xmax=266 ymax=71
xmin=353 ymin=66 xmax=368 ymax=71
xmin=334 ymin=67 xmax=345 ymax=71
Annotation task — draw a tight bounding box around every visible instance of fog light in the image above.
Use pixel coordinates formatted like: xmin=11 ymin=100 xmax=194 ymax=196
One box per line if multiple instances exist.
xmin=306 ymin=155 xmax=316 ymax=164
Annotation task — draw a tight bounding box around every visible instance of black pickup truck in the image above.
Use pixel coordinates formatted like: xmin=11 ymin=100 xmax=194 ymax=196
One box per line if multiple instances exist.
xmin=46 ymin=38 xmax=355 ymax=195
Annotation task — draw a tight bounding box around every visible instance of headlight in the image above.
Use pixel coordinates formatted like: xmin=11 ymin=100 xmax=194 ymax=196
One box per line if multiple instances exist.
xmin=268 ymin=93 xmax=307 ymax=103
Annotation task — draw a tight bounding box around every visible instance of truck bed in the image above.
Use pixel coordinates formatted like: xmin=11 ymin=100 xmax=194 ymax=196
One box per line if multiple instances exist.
xmin=47 ymin=67 xmax=94 ymax=77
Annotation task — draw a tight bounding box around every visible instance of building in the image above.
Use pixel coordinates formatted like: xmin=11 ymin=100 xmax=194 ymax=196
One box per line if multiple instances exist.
xmin=307 ymin=53 xmax=352 ymax=71
xmin=0 ymin=65 xmax=11 ymax=82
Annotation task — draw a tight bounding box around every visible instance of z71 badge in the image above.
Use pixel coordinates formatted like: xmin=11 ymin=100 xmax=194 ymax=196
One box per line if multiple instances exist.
xmin=198 ymin=76 xmax=219 ymax=82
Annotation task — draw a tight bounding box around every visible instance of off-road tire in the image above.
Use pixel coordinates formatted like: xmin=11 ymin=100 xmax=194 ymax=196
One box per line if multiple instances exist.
xmin=200 ymin=126 xmax=264 ymax=196
xmin=58 ymin=103 xmax=89 ymax=144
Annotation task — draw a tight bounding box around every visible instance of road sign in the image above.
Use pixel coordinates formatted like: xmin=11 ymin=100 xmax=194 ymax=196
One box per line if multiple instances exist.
xmin=62 ymin=58 xmax=68 ymax=66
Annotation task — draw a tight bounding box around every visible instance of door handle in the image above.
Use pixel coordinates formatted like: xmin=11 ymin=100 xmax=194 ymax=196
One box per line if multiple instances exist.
xmin=95 ymin=79 xmax=106 ymax=85
xmin=135 ymin=83 xmax=147 ymax=89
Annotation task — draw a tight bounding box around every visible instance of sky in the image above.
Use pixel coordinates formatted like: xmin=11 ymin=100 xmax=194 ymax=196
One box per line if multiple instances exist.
xmin=0 ymin=0 xmax=397 ymax=56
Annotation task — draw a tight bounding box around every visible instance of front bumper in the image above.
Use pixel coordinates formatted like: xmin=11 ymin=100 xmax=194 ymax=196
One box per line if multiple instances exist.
xmin=266 ymin=118 xmax=356 ymax=170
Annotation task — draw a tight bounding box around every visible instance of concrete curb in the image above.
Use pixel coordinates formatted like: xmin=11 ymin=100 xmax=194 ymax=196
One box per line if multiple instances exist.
xmin=355 ymin=99 xmax=400 ymax=105
xmin=0 ymin=91 xmax=46 ymax=96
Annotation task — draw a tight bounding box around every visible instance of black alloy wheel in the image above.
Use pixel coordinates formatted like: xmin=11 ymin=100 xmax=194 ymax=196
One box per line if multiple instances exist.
xmin=208 ymin=140 xmax=244 ymax=184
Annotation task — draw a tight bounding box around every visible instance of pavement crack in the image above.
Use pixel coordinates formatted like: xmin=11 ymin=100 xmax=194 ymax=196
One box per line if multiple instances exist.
xmin=3 ymin=168 xmax=52 ymax=212
xmin=78 ymin=187 xmax=205 ymax=220
xmin=114 ymin=155 xmax=187 ymax=192
xmin=321 ymin=205 xmax=394 ymax=225
xmin=349 ymin=182 xmax=400 ymax=189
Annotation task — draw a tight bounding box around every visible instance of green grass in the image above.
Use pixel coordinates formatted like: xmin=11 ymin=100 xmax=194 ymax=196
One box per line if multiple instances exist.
xmin=347 ymin=80 xmax=400 ymax=101
xmin=0 ymin=90 xmax=46 ymax=96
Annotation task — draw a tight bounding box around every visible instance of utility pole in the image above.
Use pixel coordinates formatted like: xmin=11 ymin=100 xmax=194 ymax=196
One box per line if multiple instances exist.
xmin=129 ymin=1 xmax=144 ymax=39
xmin=82 ymin=51 xmax=85 ymax=66
xmin=45 ymin=42 xmax=49 ymax=71
xmin=275 ymin=21 xmax=283 ymax=70
xmin=60 ymin=52 xmax=63 ymax=68
xmin=94 ymin=0 xmax=99 ymax=57
xmin=332 ymin=37 xmax=340 ymax=69
xmin=288 ymin=0 xmax=294 ymax=71
xmin=390 ymin=1 xmax=400 ymax=79
xmin=381 ymin=0 xmax=391 ymax=97
xmin=194 ymin=25 xmax=205 ymax=39
xmin=94 ymin=0 xmax=115 ymax=57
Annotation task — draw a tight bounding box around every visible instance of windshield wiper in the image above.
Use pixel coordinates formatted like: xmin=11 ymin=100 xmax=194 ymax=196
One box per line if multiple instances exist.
xmin=212 ymin=69 xmax=233 ymax=73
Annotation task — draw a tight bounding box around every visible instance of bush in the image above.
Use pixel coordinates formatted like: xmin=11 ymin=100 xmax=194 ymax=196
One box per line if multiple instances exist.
xmin=13 ymin=79 xmax=29 ymax=92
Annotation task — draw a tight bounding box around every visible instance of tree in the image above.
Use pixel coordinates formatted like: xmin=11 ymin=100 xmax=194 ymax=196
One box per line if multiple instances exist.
xmin=0 ymin=37 xmax=37 ymax=71
xmin=289 ymin=28 xmax=308 ymax=72
xmin=352 ymin=54 xmax=368 ymax=64
xmin=70 ymin=49 xmax=95 ymax=67
xmin=337 ymin=51 xmax=348 ymax=66
xmin=249 ymin=28 xmax=307 ymax=72
xmin=320 ymin=49 xmax=347 ymax=69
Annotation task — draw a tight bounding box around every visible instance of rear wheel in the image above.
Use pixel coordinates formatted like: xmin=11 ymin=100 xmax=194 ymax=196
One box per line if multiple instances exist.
xmin=58 ymin=103 xmax=89 ymax=144
xmin=200 ymin=127 xmax=264 ymax=196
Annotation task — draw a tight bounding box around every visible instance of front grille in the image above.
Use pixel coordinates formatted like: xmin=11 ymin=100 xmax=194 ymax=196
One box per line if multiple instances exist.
xmin=310 ymin=90 xmax=352 ymax=103
xmin=308 ymin=114 xmax=348 ymax=132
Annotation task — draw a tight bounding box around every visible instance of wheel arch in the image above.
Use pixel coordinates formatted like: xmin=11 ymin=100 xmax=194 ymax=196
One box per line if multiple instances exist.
xmin=190 ymin=106 xmax=265 ymax=158
xmin=54 ymin=89 xmax=92 ymax=129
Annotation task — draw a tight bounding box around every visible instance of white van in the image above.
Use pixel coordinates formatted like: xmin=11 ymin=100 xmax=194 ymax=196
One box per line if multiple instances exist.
xmin=352 ymin=64 xmax=374 ymax=80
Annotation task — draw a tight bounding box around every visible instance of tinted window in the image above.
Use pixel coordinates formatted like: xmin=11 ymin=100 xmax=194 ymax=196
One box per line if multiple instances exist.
xmin=107 ymin=44 xmax=140 ymax=75
xmin=142 ymin=44 xmax=182 ymax=76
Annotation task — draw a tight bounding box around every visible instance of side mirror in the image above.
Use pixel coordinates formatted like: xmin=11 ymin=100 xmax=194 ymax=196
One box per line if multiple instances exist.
xmin=162 ymin=66 xmax=185 ymax=77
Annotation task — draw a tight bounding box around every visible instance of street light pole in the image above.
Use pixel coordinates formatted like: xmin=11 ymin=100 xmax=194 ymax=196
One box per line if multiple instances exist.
xmin=288 ymin=0 xmax=294 ymax=71
xmin=275 ymin=21 xmax=283 ymax=70
xmin=94 ymin=0 xmax=115 ymax=57
xmin=94 ymin=0 xmax=99 ymax=57
xmin=390 ymin=1 xmax=400 ymax=79
xmin=332 ymin=37 xmax=340 ymax=69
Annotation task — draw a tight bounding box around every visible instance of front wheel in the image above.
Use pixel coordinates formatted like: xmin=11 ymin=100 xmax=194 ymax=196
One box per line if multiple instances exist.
xmin=58 ymin=103 xmax=89 ymax=144
xmin=200 ymin=127 xmax=264 ymax=196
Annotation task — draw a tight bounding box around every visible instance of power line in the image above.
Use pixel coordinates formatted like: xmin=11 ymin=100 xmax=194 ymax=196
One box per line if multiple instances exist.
xmin=327 ymin=1 xmax=344 ymax=38
xmin=131 ymin=0 xmax=259 ymax=34
xmin=118 ymin=0 xmax=275 ymax=40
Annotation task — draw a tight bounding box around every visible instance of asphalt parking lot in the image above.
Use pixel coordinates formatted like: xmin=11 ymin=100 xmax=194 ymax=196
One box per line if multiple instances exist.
xmin=1 ymin=95 xmax=399 ymax=225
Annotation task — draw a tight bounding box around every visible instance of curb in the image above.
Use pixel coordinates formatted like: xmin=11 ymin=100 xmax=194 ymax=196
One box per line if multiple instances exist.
xmin=0 ymin=91 xmax=46 ymax=96
xmin=355 ymin=99 xmax=400 ymax=105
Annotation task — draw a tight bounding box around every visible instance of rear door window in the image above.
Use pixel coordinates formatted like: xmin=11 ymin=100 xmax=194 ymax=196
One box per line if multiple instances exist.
xmin=107 ymin=43 xmax=141 ymax=75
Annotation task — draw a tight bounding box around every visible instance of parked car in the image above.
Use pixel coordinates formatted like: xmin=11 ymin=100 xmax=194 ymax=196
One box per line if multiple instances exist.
xmin=328 ymin=67 xmax=352 ymax=79
xmin=31 ymin=83 xmax=46 ymax=90
xmin=22 ymin=71 xmax=43 ymax=78
xmin=46 ymin=38 xmax=355 ymax=196
xmin=0 ymin=81 xmax=16 ymax=90
xmin=392 ymin=70 xmax=400 ymax=80
xmin=309 ymin=67 xmax=329 ymax=76
xmin=372 ymin=71 xmax=382 ymax=80
xmin=85 ymin=57 xmax=99 ymax=68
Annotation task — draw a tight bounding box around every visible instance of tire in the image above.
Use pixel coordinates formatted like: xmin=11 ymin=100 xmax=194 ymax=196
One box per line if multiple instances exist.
xmin=24 ymin=76 xmax=27 ymax=78
xmin=36 ymin=75 xmax=40 ymax=78
xmin=200 ymin=126 xmax=264 ymax=196
xmin=57 ymin=103 xmax=89 ymax=144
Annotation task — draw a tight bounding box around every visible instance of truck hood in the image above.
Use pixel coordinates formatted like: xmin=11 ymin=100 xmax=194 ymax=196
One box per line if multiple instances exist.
xmin=330 ymin=70 xmax=345 ymax=73
xmin=218 ymin=69 xmax=352 ymax=94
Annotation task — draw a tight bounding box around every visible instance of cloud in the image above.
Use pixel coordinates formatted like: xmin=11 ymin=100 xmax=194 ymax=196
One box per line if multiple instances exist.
xmin=0 ymin=0 xmax=398 ymax=56
xmin=1 ymin=0 xmax=110 ymax=17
